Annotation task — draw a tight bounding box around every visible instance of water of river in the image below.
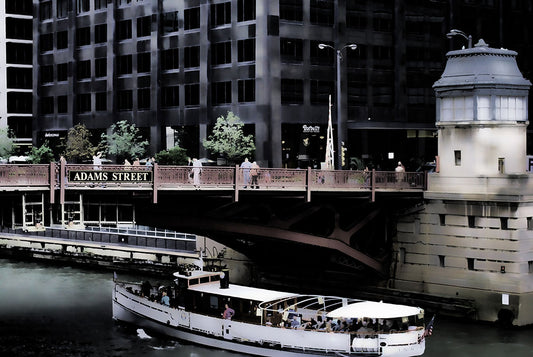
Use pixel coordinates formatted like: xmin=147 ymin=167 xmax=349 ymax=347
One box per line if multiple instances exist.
xmin=1 ymin=258 xmax=533 ymax=357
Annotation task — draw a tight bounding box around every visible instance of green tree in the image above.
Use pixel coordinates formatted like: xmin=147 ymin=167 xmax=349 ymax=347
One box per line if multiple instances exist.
xmin=155 ymin=146 xmax=189 ymax=165
xmin=101 ymin=120 xmax=148 ymax=163
xmin=27 ymin=142 xmax=55 ymax=164
xmin=0 ymin=128 xmax=14 ymax=159
xmin=64 ymin=123 xmax=95 ymax=163
xmin=203 ymin=112 xmax=255 ymax=164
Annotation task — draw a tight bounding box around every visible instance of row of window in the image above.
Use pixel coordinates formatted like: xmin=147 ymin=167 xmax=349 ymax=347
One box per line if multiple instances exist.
xmin=40 ymin=1 xmax=255 ymax=27
xmin=40 ymin=80 xmax=255 ymax=114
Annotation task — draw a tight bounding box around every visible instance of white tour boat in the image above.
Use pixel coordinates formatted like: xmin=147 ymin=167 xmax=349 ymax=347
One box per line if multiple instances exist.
xmin=112 ymin=269 xmax=431 ymax=356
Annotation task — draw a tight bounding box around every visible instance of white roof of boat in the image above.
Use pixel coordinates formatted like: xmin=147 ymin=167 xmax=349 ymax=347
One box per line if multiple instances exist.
xmin=327 ymin=301 xmax=422 ymax=319
xmin=188 ymin=282 xmax=297 ymax=302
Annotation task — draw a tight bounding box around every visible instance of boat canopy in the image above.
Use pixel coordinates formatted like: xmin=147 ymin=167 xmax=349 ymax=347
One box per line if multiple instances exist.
xmin=327 ymin=301 xmax=423 ymax=319
xmin=188 ymin=282 xmax=297 ymax=302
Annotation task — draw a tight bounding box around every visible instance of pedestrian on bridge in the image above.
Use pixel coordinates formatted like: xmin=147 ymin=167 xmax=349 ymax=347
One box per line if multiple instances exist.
xmin=192 ymin=158 xmax=202 ymax=189
xmin=250 ymin=161 xmax=260 ymax=189
xmin=240 ymin=158 xmax=252 ymax=188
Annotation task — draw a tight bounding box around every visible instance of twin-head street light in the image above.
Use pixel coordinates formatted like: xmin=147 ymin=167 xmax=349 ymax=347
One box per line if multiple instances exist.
xmin=446 ymin=29 xmax=472 ymax=49
xmin=318 ymin=43 xmax=357 ymax=170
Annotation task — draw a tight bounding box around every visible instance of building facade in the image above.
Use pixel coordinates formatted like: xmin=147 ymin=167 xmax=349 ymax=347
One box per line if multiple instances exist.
xmin=20 ymin=0 xmax=533 ymax=168
xmin=1 ymin=1 xmax=33 ymax=154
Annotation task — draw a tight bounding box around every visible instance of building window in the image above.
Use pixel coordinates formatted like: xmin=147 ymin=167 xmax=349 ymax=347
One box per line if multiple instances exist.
xmin=7 ymin=68 xmax=32 ymax=89
xmin=238 ymin=79 xmax=255 ymax=103
xmin=212 ymin=42 xmax=231 ymax=65
xmin=184 ymin=7 xmax=200 ymax=30
xmin=162 ymin=48 xmax=179 ymax=70
xmin=77 ymin=60 xmax=91 ymax=80
xmin=95 ymin=92 xmax=107 ymax=111
xmin=57 ymin=0 xmax=69 ymax=18
xmin=95 ymin=24 xmax=107 ymax=44
xmin=8 ymin=93 xmax=32 ymax=114
xmin=76 ymin=93 xmax=91 ymax=113
xmin=347 ymin=4 xmax=366 ymax=29
xmin=212 ymin=81 xmax=232 ymax=105
xmin=238 ymin=39 xmax=255 ymax=62
xmin=138 ymin=53 xmax=151 ymax=73
xmin=162 ymin=11 xmax=179 ymax=34
xmin=237 ymin=0 xmax=255 ymax=22
xmin=280 ymin=0 xmax=303 ymax=22
xmin=184 ymin=46 xmax=200 ymax=68
xmin=118 ymin=20 xmax=132 ymax=40
xmin=77 ymin=0 xmax=90 ymax=14
xmin=441 ymin=96 xmax=474 ymax=121
xmin=41 ymin=65 xmax=54 ymax=84
xmin=495 ymin=96 xmax=526 ymax=121
xmin=529 ymin=261 xmax=533 ymax=274
xmin=41 ymin=97 xmax=54 ymax=115
xmin=185 ymin=84 xmax=200 ymax=106
xmin=211 ymin=2 xmax=231 ymax=27
xmin=6 ymin=18 xmax=33 ymax=41
xmin=528 ymin=217 xmax=533 ymax=230
xmin=138 ymin=88 xmax=151 ymax=110
xmin=501 ymin=217 xmax=508 ymax=230
xmin=439 ymin=255 xmax=445 ymax=267
xmin=498 ymin=158 xmax=505 ymax=173
xmin=7 ymin=1 xmax=33 ymax=15
xmin=57 ymin=63 xmax=68 ymax=81
xmin=162 ymin=86 xmax=179 ymax=107
xmin=454 ymin=150 xmax=461 ymax=166
xmin=40 ymin=1 xmax=52 ymax=20
xmin=95 ymin=58 xmax=107 ymax=77
xmin=76 ymin=27 xmax=91 ymax=47
xmin=6 ymin=43 xmax=32 ymax=65
xmin=137 ymin=16 xmax=152 ymax=37
xmin=310 ymin=0 xmax=334 ymax=26
xmin=280 ymin=38 xmax=303 ymax=63
xmin=117 ymin=55 xmax=133 ymax=75
xmin=310 ymin=80 xmax=333 ymax=105
xmin=40 ymin=33 xmax=53 ymax=53
xmin=57 ymin=95 xmax=68 ymax=113
xmin=118 ymin=0 xmax=132 ymax=7
xmin=468 ymin=215 xmax=475 ymax=228
xmin=467 ymin=258 xmax=475 ymax=271
xmin=57 ymin=31 xmax=68 ymax=50
xmin=94 ymin=0 xmax=106 ymax=11
xmin=117 ymin=90 xmax=133 ymax=111
xmin=281 ymin=79 xmax=304 ymax=105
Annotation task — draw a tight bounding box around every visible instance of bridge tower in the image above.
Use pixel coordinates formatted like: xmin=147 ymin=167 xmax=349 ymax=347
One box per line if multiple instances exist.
xmin=392 ymin=39 xmax=533 ymax=325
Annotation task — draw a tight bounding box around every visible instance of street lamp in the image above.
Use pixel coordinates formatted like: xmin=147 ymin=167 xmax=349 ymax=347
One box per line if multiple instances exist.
xmin=446 ymin=29 xmax=472 ymax=49
xmin=318 ymin=43 xmax=357 ymax=170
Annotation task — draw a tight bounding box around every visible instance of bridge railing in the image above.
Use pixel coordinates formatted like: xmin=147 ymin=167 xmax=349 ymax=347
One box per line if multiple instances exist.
xmin=0 ymin=164 xmax=50 ymax=187
xmin=0 ymin=164 xmax=425 ymax=203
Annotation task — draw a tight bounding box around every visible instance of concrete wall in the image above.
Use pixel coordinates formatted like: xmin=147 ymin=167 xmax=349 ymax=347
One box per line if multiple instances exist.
xmin=392 ymin=199 xmax=533 ymax=325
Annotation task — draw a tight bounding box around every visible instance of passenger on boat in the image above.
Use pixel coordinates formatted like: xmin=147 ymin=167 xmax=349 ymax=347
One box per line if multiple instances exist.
xmin=161 ymin=291 xmax=170 ymax=306
xmin=141 ymin=281 xmax=152 ymax=297
xmin=290 ymin=315 xmax=301 ymax=329
xmin=223 ymin=304 xmax=235 ymax=320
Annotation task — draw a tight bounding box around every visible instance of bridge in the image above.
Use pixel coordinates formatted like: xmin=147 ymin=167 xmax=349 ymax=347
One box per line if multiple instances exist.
xmin=0 ymin=163 xmax=426 ymax=284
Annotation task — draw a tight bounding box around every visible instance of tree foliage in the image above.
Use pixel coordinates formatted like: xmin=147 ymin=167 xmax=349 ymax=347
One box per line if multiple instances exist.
xmin=64 ymin=123 xmax=95 ymax=163
xmin=155 ymin=146 xmax=189 ymax=165
xmin=101 ymin=120 xmax=148 ymax=162
xmin=27 ymin=142 xmax=55 ymax=164
xmin=203 ymin=112 xmax=255 ymax=163
xmin=0 ymin=128 xmax=14 ymax=159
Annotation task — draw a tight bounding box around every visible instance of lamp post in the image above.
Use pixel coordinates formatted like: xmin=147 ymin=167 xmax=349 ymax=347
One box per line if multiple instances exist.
xmin=446 ymin=29 xmax=472 ymax=49
xmin=318 ymin=43 xmax=357 ymax=170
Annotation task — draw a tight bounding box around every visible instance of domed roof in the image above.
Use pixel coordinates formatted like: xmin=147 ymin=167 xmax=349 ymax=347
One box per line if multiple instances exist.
xmin=433 ymin=39 xmax=531 ymax=91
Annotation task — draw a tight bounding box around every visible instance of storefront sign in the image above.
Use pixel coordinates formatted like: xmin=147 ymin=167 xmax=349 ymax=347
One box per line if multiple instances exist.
xmin=68 ymin=170 xmax=153 ymax=182
xmin=302 ymin=125 xmax=320 ymax=133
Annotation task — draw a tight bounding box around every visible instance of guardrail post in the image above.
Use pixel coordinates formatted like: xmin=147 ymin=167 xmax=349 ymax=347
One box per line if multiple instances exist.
xmin=306 ymin=167 xmax=311 ymax=202
xmin=50 ymin=162 xmax=56 ymax=204
xmin=371 ymin=169 xmax=376 ymax=202
xmin=153 ymin=163 xmax=159 ymax=204
xmin=234 ymin=164 xmax=239 ymax=202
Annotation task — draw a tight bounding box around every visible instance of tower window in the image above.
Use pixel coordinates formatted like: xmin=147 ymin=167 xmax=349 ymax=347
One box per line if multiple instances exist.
xmin=454 ymin=150 xmax=461 ymax=166
xmin=498 ymin=158 xmax=505 ymax=173
xmin=184 ymin=7 xmax=200 ymax=30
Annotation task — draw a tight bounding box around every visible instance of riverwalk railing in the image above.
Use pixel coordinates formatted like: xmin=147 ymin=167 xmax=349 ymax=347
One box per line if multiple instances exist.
xmin=0 ymin=163 xmax=426 ymax=203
